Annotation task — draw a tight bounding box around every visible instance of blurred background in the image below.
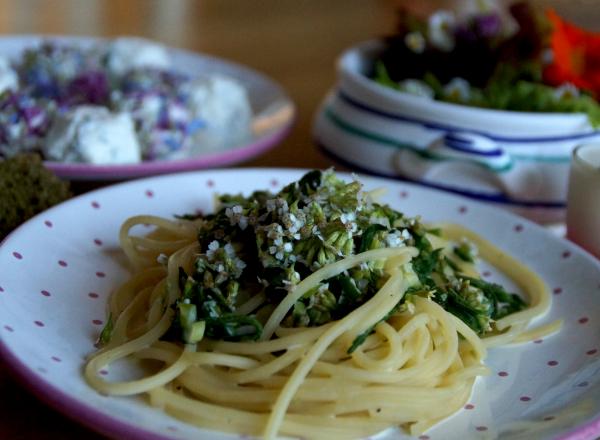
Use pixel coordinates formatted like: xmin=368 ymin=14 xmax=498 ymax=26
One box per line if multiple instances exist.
xmin=0 ymin=0 xmax=600 ymax=177
xmin=0 ymin=0 xmax=597 ymax=175
xmin=0 ymin=0 xmax=398 ymax=172
xmin=0 ymin=1 xmax=599 ymax=438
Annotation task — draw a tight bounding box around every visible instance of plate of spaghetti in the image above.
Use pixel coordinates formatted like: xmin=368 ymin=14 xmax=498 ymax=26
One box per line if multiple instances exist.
xmin=0 ymin=168 xmax=599 ymax=440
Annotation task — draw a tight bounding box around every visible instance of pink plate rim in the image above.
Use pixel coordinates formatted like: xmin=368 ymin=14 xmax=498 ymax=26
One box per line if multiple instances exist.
xmin=44 ymin=122 xmax=294 ymax=180
xmin=0 ymin=339 xmax=177 ymax=440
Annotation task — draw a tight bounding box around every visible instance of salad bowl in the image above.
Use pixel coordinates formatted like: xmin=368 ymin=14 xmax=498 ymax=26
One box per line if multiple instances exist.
xmin=313 ymin=39 xmax=600 ymax=223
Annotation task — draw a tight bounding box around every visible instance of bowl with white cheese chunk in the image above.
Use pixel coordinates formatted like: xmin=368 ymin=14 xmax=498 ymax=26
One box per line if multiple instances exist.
xmin=0 ymin=35 xmax=295 ymax=179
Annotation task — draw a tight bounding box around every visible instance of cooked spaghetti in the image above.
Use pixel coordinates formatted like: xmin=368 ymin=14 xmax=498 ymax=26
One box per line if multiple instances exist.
xmin=85 ymin=170 xmax=560 ymax=439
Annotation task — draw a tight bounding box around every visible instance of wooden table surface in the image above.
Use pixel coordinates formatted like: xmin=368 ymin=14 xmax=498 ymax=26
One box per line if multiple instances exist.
xmin=0 ymin=1 xmax=398 ymax=438
xmin=0 ymin=1 xmax=598 ymax=439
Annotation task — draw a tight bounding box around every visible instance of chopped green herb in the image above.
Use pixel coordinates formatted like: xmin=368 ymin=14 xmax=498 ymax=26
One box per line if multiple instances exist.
xmin=454 ymin=241 xmax=476 ymax=263
xmin=96 ymin=313 xmax=114 ymax=347
xmin=183 ymin=320 xmax=206 ymax=344
xmin=165 ymin=170 xmax=527 ymax=348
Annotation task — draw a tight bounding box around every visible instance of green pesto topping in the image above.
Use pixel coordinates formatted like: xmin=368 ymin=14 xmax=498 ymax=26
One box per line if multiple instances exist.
xmin=161 ymin=170 xmax=527 ymax=345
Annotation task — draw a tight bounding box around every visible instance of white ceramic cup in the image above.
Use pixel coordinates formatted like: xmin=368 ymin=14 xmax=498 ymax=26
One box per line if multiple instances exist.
xmin=566 ymin=143 xmax=600 ymax=258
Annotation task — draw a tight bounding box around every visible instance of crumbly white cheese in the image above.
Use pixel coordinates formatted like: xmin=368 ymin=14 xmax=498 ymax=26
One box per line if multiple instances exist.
xmin=106 ymin=37 xmax=170 ymax=76
xmin=43 ymin=106 xmax=141 ymax=164
xmin=0 ymin=56 xmax=18 ymax=94
xmin=112 ymin=91 xmax=164 ymax=128
xmin=183 ymin=75 xmax=252 ymax=152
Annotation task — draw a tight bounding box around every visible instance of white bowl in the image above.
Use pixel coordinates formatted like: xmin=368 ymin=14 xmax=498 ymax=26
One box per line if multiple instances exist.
xmin=313 ymin=39 xmax=600 ymax=223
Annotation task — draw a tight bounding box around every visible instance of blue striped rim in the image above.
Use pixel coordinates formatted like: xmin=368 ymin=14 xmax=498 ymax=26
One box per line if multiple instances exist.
xmin=338 ymin=89 xmax=600 ymax=144
xmin=315 ymin=139 xmax=565 ymax=209
xmin=444 ymin=139 xmax=504 ymax=157
xmin=445 ymin=133 xmax=472 ymax=144
xmin=324 ymin=107 xmax=514 ymax=172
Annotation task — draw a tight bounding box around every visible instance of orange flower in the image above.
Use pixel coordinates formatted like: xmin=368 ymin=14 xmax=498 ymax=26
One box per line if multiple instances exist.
xmin=543 ymin=9 xmax=600 ymax=98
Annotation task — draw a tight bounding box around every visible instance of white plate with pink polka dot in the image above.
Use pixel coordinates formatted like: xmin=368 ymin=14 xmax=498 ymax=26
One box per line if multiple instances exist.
xmin=0 ymin=168 xmax=599 ymax=440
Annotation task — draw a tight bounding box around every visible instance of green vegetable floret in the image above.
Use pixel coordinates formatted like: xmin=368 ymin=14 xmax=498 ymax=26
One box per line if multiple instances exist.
xmin=0 ymin=153 xmax=71 ymax=239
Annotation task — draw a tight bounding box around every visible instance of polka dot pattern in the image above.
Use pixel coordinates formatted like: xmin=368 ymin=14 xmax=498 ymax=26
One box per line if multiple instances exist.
xmin=0 ymin=171 xmax=599 ymax=439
